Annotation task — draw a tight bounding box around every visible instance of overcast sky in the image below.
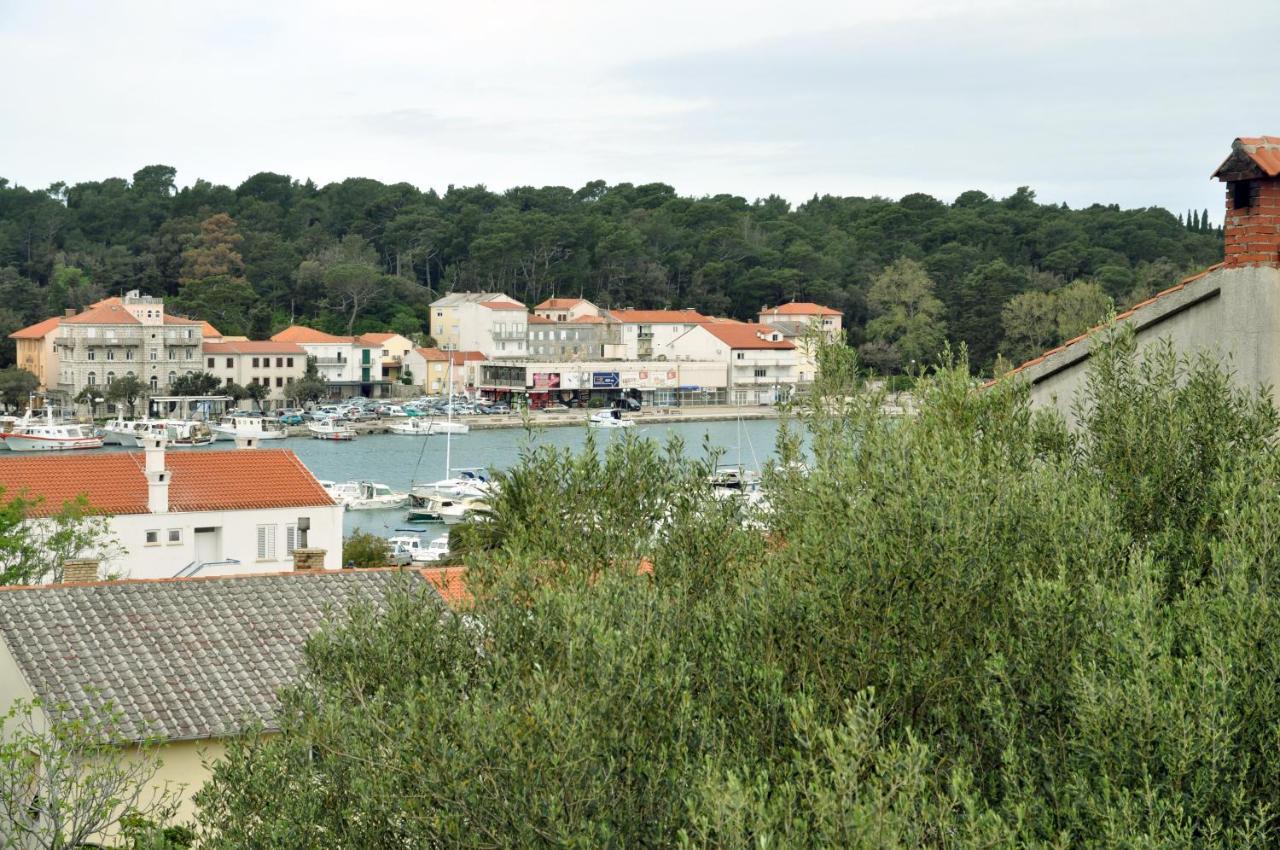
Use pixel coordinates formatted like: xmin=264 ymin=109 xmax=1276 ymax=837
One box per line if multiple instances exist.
xmin=0 ymin=0 xmax=1273 ymax=218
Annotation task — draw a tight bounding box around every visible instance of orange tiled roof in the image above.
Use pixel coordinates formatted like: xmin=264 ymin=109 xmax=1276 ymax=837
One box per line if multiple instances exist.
xmin=998 ymin=263 xmax=1226 ymax=381
xmin=608 ymin=308 xmax=709 ymax=324
xmin=527 ymin=314 xmax=554 ymax=324
xmin=701 ymin=322 xmax=795 ymax=350
xmin=355 ymin=332 xmax=405 ymax=345
xmin=419 ymin=567 xmax=473 ymax=608
xmin=0 ymin=449 xmax=335 ymax=517
xmin=162 ymin=314 xmax=202 ymax=326
xmin=535 ymin=297 xmax=587 ymax=310
xmin=414 ymin=347 xmax=448 ymax=361
xmin=62 ymin=302 xmax=141 ymax=325
xmin=760 ymin=301 xmax=842 ymax=317
xmin=271 ymin=325 xmax=353 ymax=344
xmin=200 ymin=320 xmax=222 ymax=338
xmin=9 ymin=316 xmax=61 ymax=340
xmin=1215 ymin=136 xmax=1280 ymax=179
xmin=412 ymin=348 xmax=485 ymax=365
xmin=203 ymin=341 xmax=306 ymax=355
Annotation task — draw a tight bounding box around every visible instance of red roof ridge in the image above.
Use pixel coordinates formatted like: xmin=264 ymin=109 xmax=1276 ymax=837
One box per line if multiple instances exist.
xmin=993 ymin=262 xmax=1225 ymax=384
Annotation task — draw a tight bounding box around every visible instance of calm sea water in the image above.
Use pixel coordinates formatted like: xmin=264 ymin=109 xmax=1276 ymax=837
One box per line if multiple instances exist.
xmin=104 ymin=418 xmax=782 ymax=538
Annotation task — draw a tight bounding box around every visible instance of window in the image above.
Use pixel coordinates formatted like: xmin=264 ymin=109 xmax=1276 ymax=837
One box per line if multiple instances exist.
xmin=754 ymin=368 xmax=767 ymax=378
xmin=285 ymin=524 xmax=297 ymax=555
xmin=106 ymin=349 xmax=115 ymax=361
xmin=252 ymin=357 xmax=260 ymax=368
xmin=168 ymin=371 xmax=176 ymax=386
xmin=257 ymin=524 xmax=277 ymax=560
xmin=150 ymin=351 xmax=157 ymax=361
xmin=145 ymin=530 xmax=159 ymax=545
xmin=185 ymin=329 xmax=192 ymax=339
xmin=167 ymin=528 xmax=182 ymax=544
xmin=207 ymin=357 xmax=215 ymax=368
xmin=87 ymin=349 xmax=96 ymax=361
xmin=125 ymin=349 xmax=134 ymax=360
xmin=287 ymin=357 xmax=294 ymax=367
xmin=186 ymin=349 xmax=193 ymax=360
xmin=226 ymin=357 xmax=233 ymax=369
xmin=1234 ymin=180 xmax=1254 ymax=210
xmin=276 ymin=357 xmax=284 ymax=368
xmin=276 ymin=377 xmax=283 ymax=387
xmin=736 ymin=352 xmax=745 ymax=360
xmin=286 ymin=376 xmax=294 ymax=384
xmin=149 ymin=375 xmax=158 ymax=390
xmin=106 ymin=371 xmax=115 ymax=385
xmin=86 ymin=371 xmax=96 ymax=386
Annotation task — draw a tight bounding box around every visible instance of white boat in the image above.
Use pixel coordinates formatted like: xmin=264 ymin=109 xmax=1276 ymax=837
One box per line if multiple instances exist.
xmin=308 ymin=419 xmax=356 ymax=441
xmin=411 ymin=468 xmax=494 ymax=504
xmin=212 ymin=412 xmax=288 ymax=441
xmin=331 ymin=481 xmax=409 ymax=510
xmin=434 ymin=495 xmax=491 ymax=525
xmin=413 ymin=534 xmax=451 ymax=564
xmin=106 ymin=418 xmax=214 ymax=447
xmin=0 ymin=408 xmax=102 ymax=452
xmin=388 ymin=418 xmax=432 ymax=436
xmin=588 ymin=408 xmax=635 ymax=429
xmin=428 ymin=420 xmax=469 ymax=435
xmin=101 ymin=413 xmax=136 ymax=445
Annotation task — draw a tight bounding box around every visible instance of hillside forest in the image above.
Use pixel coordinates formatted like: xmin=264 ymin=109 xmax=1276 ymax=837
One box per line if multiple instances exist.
xmin=0 ymin=165 xmax=1223 ymax=374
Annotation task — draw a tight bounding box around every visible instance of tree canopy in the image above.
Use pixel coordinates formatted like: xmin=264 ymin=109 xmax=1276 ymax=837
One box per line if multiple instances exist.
xmin=0 ymin=170 xmax=1222 ymax=374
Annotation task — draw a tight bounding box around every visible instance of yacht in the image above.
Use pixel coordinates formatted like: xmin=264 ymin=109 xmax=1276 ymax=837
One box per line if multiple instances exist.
xmin=410 ymin=468 xmax=494 ymax=504
xmin=308 ymin=419 xmax=356 ymax=441
xmin=105 ymin=417 xmax=214 ymax=447
xmin=0 ymin=408 xmax=103 ymax=452
xmin=330 ymin=480 xmax=409 ymax=511
xmin=425 ymin=494 xmax=491 ymax=525
xmin=588 ymin=408 xmax=635 ymax=429
xmin=211 ymin=412 xmax=288 ymax=441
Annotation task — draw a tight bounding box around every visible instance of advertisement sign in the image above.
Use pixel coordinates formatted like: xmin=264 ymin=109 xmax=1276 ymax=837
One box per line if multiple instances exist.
xmin=532 ymin=372 xmax=561 ymax=389
xmin=592 ymin=371 xmax=620 ymax=389
xmin=562 ymin=372 xmax=583 ymax=390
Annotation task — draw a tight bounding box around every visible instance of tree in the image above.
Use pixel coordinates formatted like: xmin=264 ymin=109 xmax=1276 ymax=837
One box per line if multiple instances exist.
xmin=105 ymin=374 xmax=147 ymax=415
xmin=1055 ymin=279 xmax=1111 ymax=340
xmin=324 ymin=263 xmax=385 ymax=336
xmin=0 ymin=367 xmax=38 ymax=411
xmin=179 ymin=213 xmax=245 ymax=283
xmin=1000 ymin=290 xmax=1058 ymax=364
xmin=284 ymin=373 xmax=329 ymax=405
xmin=0 ymin=699 xmax=181 ymax=849
xmin=242 ymin=381 xmax=270 ymax=411
xmin=863 ymin=258 xmax=947 ymax=370
xmin=341 ymin=531 xmax=389 ymax=568
xmin=170 ymin=275 xmax=259 ymax=337
xmin=168 ymin=371 xmax=221 ymax=397
xmin=0 ymin=490 xmax=116 ymax=587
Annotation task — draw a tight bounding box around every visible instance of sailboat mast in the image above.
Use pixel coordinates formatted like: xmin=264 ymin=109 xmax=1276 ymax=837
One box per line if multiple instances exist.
xmin=444 ymin=352 xmax=453 ymax=476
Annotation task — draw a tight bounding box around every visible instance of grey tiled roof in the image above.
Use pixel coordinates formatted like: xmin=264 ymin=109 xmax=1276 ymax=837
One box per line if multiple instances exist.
xmin=0 ymin=570 xmax=435 ymax=742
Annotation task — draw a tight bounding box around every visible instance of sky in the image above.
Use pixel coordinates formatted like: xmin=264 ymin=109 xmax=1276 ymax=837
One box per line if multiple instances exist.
xmin=0 ymin=0 xmax=1275 ymax=218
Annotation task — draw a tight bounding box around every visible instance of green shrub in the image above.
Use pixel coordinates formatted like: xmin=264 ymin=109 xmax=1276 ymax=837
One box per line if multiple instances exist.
xmin=341 ymin=530 xmax=388 ymax=568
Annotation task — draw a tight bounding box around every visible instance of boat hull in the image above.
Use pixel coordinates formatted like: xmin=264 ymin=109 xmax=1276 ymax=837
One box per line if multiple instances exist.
xmin=1 ymin=433 xmax=103 ymax=451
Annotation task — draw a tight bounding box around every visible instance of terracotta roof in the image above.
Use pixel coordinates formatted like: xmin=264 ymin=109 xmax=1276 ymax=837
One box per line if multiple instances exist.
xmin=0 ymin=449 xmax=336 ymax=517
xmin=608 ymin=308 xmax=709 ymax=324
xmin=271 ymin=325 xmax=353 ymax=344
xmin=998 ymin=263 xmax=1225 ymax=381
xmin=535 ymin=297 xmax=588 ymax=310
xmin=527 ymin=314 xmax=554 ymax=324
xmin=356 ymin=332 xmax=408 ymax=345
xmin=419 ymin=566 xmax=472 ymax=608
xmin=1215 ymin=136 xmax=1280 ymax=179
xmin=8 ymin=316 xmax=61 ymax=340
xmin=61 ymin=301 xmax=141 ymax=325
xmin=460 ymin=350 xmax=487 ymax=362
xmin=760 ymin=302 xmax=842 ymax=317
xmin=0 ymin=569 xmax=436 ymax=741
xmin=203 ymin=341 xmax=306 ymax=355
xmin=414 ymin=347 xmax=448 ymax=361
xmin=200 ymin=320 xmax=222 ymax=338
xmin=162 ymin=314 xmax=202 ymax=326
xmin=479 ymin=301 xmax=528 ymax=312
xmin=700 ymin=322 xmax=795 ymax=350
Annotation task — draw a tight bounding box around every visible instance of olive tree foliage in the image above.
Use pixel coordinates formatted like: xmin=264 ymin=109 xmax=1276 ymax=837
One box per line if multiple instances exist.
xmin=0 ymin=699 xmax=181 ymax=850
xmin=0 ymin=491 xmax=117 ymax=586
xmin=199 ymin=327 xmax=1280 ymax=848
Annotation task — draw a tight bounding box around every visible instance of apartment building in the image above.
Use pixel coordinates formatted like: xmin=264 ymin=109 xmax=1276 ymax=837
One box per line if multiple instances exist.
xmin=429 ymin=292 xmax=528 ymax=358
xmin=757 ymin=302 xmax=843 ymax=383
xmin=606 ymin=308 xmax=710 ymax=360
xmin=660 ymin=321 xmax=798 ymax=404
xmin=402 ymin=347 xmax=487 ymax=396
xmin=203 ymin=341 xmax=307 ymax=409
xmin=270 ymin=326 xmax=387 ymax=398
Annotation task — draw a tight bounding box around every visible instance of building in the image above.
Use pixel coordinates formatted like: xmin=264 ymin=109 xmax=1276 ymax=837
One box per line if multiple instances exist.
xmin=533 ymin=297 xmax=603 ymax=322
xmin=0 ymin=441 xmax=343 ymax=578
xmin=1012 ymin=136 xmax=1280 ymax=424
xmin=606 ymin=308 xmax=710 ymax=360
xmin=660 ymin=321 xmax=798 ymax=404
xmin=8 ymin=315 xmax=61 ymax=392
xmin=402 ymin=347 xmax=486 ymax=396
xmin=478 ymin=358 xmax=729 ymax=407
xmin=0 ymin=568 xmax=443 ymax=823
xmin=356 ymin=332 xmax=416 ymax=384
xmin=202 ymin=341 xmax=308 ymax=409
xmin=527 ymin=313 xmax=618 ymax=360
xmin=757 ymin=302 xmax=843 ymax=383
xmin=270 ymin=325 xmax=387 ymax=398
xmin=428 ymin=292 xmax=528 ymax=358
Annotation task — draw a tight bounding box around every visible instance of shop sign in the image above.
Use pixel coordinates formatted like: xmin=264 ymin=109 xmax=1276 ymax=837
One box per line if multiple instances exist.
xmin=592 ymin=371 xmax=620 ymax=388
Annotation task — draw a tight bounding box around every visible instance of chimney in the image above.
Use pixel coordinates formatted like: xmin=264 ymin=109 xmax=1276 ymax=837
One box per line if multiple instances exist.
xmin=62 ymin=558 xmax=100 ymax=584
xmin=234 ymin=434 xmax=259 ymax=450
xmin=64 ymin=307 xmax=76 ymax=317
xmin=1214 ymin=136 xmax=1280 ymax=268
xmin=143 ymin=435 xmax=169 ymax=513
xmin=292 ymin=548 xmax=326 ymax=571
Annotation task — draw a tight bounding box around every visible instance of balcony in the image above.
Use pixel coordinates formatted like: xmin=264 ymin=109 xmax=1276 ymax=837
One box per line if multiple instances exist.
xmin=491 ymin=328 xmax=527 ymax=341
xmin=312 ymin=356 xmax=348 ymax=366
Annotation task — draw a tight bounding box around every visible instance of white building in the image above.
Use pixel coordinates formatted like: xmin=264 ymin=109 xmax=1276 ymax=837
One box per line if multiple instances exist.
xmin=203 ymin=341 xmax=308 ymax=409
xmin=478 ymin=358 xmax=729 ymax=407
xmin=0 ymin=441 xmax=343 ymax=579
xmin=606 ymin=309 xmax=710 ymax=360
xmin=757 ymin=302 xmax=843 ymax=383
xmin=270 ymin=326 xmax=387 ymax=397
xmin=533 ymin=297 xmax=603 ymax=322
xmin=661 ymin=321 xmax=798 ymax=404
xmin=429 ymin=292 xmax=528 ymax=359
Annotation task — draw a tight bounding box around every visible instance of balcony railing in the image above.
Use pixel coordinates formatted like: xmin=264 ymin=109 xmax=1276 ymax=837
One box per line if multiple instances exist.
xmin=491 ymin=329 xmax=527 ymax=341
xmin=312 ymin=356 xmax=348 ymax=366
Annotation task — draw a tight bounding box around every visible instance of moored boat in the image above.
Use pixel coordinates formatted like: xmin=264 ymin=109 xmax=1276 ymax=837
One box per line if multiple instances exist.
xmin=588 ymin=408 xmax=635 ymax=429
xmin=0 ymin=408 xmax=103 ymax=452
xmin=308 ymin=419 xmax=356 ymax=441
xmin=212 ymin=412 xmax=288 ymax=441
xmin=331 ymin=480 xmax=409 ymax=510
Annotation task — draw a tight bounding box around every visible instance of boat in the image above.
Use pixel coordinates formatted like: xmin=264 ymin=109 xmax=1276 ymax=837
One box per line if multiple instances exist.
xmin=308 ymin=419 xmax=356 ymax=441
xmin=330 ymin=480 xmax=409 ymax=510
xmin=413 ymin=534 xmax=451 ymax=564
xmin=211 ymin=412 xmax=288 ymax=441
xmin=428 ymin=420 xmax=469 ymax=435
xmin=0 ymin=407 xmax=103 ymax=452
xmin=106 ymin=418 xmax=214 ymax=447
xmin=588 ymin=408 xmax=635 ymax=429
xmin=101 ymin=412 xmax=137 ymax=445
xmin=419 ymin=493 xmax=490 ymax=525
xmin=410 ymin=468 xmax=494 ymax=504
xmin=388 ymin=418 xmax=433 ymax=436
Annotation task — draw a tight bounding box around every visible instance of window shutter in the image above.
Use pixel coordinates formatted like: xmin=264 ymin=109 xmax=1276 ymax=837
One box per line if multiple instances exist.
xmin=286 ymin=525 xmax=297 ymax=555
xmin=257 ymin=525 xmax=267 ymax=559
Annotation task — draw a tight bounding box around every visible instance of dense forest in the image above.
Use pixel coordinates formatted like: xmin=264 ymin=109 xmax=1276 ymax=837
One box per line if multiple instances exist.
xmin=0 ymin=165 xmax=1222 ymax=373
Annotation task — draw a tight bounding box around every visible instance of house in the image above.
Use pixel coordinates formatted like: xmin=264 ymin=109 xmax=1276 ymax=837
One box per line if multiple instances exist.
xmin=355 ymin=332 xmax=416 ymax=384
xmin=0 ymin=567 xmax=443 ymax=823
xmin=533 ymin=297 xmax=603 ymax=323
xmin=428 ymin=292 xmax=528 ymax=359
xmin=661 ymin=321 xmax=797 ymax=404
xmin=0 ymin=440 xmax=343 ymax=579
xmin=606 ymin=308 xmax=710 ymax=360
xmin=402 ymin=347 xmax=486 ymax=396
xmin=8 ymin=314 xmax=61 ymax=392
xmin=270 ymin=325 xmax=386 ymax=398
xmin=202 ymin=341 xmax=307 ymax=409
xmin=1011 ymin=136 xmax=1280 ymax=424
xmin=527 ymin=313 xmax=619 ymax=360
xmin=757 ymin=302 xmax=843 ymax=383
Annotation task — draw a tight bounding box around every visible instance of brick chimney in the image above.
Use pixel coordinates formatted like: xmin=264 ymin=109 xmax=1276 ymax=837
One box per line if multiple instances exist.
xmin=292 ymin=548 xmax=326 ymax=571
xmin=1214 ymin=136 xmax=1280 ymax=267
xmin=62 ymin=558 xmax=100 ymax=583
xmin=143 ymin=434 xmax=169 ymax=513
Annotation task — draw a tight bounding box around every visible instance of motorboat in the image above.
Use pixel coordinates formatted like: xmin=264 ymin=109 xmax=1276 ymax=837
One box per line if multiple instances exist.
xmin=106 ymin=418 xmax=214 ymax=447
xmin=308 ymin=419 xmax=356 ymax=441
xmin=708 ymin=464 xmax=762 ymax=492
xmin=428 ymin=420 xmax=469 ymax=435
xmin=0 ymin=407 xmax=103 ymax=452
xmin=388 ymin=418 xmax=433 ymax=436
xmin=588 ymin=408 xmax=635 ymax=429
xmin=421 ymin=493 xmax=490 ymax=525
xmin=101 ymin=413 xmax=137 ymax=445
xmin=410 ymin=468 xmax=494 ymax=503
xmin=211 ymin=412 xmax=288 ymax=441
xmin=330 ymin=480 xmax=409 ymax=511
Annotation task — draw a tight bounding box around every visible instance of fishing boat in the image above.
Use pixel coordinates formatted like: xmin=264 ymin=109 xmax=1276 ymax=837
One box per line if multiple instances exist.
xmin=330 ymin=480 xmax=409 ymax=510
xmin=211 ymin=412 xmax=287 ymax=441
xmin=0 ymin=407 xmax=103 ymax=452
xmin=106 ymin=418 xmax=214 ymax=447
xmin=588 ymin=408 xmax=635 ymax=429
xmin=308 ymin=419 xmax=356 ymax=441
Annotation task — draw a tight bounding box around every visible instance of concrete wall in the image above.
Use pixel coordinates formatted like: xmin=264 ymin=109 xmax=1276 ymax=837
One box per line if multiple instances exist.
xmin=1022 ymin=265 xmax=1280 ymax=424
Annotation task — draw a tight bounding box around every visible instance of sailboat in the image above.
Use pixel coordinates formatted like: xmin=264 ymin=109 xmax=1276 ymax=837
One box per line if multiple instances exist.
xmin=408 ymin=354 xmax=491 ymax=521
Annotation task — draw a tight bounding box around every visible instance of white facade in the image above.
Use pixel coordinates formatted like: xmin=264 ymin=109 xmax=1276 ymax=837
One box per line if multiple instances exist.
xmin=607 ymin=310 xmax=708 ymax=360
xmin=203 ymin=342 xmax=307 ymax=408
xmin=661 ymin=324 xmax=799 ymax=404
xmin=430 ymin=293 xmax=528 ymax=359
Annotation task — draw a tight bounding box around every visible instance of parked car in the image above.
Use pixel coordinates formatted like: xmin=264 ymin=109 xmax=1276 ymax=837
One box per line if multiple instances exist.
xmin=477 ymin=402 xmax=511 ymax=415
xmin=541 ymin=403 xmax=569 ymax=412
xmin=614 ymin=398 xmax=642 ymax=412
xmin=277 ymin=413 xmax=304 ymax=426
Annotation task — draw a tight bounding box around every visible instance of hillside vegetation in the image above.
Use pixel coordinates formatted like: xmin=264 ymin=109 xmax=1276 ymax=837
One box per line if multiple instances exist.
xmin=0 ymin=168 xmax=1221 ymax=372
